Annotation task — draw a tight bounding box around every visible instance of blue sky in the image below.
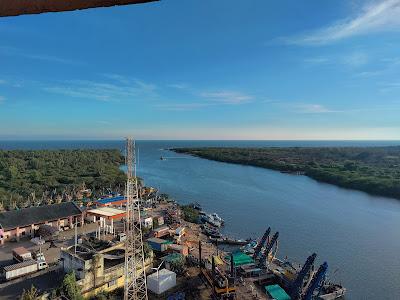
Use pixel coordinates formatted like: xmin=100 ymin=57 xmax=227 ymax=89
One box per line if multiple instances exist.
xmin=1 ymin=0 xmax=400 ymax=140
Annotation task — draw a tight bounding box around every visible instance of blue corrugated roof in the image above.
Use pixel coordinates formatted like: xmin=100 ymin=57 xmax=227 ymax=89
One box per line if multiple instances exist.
xmin=96 ymin=196 xmax=126 ymax=204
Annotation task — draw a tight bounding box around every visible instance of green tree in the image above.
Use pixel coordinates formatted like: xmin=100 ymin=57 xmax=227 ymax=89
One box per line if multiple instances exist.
xmin=61 ymin=272 xmax=84 ymax=300
xmin=20 ymin=285 xmax=39 ymax=300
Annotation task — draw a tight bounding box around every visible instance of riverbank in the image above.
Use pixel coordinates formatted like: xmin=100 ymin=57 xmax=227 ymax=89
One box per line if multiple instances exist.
xmin=171 ymin=146 xmax=400 ymax=200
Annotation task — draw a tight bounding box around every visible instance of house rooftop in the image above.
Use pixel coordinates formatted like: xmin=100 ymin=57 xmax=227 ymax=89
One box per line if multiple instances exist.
xmin=0 ymin=202 xmax=82 ymax=231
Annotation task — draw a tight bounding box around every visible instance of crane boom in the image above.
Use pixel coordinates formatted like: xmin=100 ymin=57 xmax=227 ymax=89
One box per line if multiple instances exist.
xmin=253 ymin=227 xmax=271 ymax=259
xmin=289 ymin=253 xmax=317 ymax=300
xmin=302 ymin=262 xmax=328 ymax=300
xmin=259 ymin=231 xmax=279 ymax=266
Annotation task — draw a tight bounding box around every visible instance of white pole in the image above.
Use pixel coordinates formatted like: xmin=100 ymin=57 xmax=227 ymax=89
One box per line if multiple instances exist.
xmin=74 ymin=220 xmax=77 ymax=255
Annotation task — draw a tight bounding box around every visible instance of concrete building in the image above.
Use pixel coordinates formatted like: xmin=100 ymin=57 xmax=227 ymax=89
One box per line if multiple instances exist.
xmin=60 ymin=239 xmax=153 ymax=297
xmin=86 ymin=207 xmax=126 ymax=234
xmin=0 ymin=202 xmax=83 ymax=245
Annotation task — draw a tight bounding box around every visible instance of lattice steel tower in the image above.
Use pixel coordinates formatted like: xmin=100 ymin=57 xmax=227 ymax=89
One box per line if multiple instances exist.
xmin=124 ymin=138 xmax=148 ymax=300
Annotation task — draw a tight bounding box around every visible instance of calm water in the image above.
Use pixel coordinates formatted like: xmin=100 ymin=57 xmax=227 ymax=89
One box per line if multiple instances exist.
xmin=1 ymin=140 xmax=400 ymax=299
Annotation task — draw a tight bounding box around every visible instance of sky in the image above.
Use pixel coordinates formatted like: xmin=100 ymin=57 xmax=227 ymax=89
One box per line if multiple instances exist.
xmin=1 ymin=0 xmax=400 ymax=140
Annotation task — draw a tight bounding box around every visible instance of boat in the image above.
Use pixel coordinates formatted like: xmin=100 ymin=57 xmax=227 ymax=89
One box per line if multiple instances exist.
xmin=201 ymin=213 xmax=223 ymax=227
xmin=317 ymin=284 xmax=346 ymax=299
xmin=211 ymin=213 xmax=225 ymax=225
xmin=240 ymin=240 xmax=257 ymax=255
xmin=209 ymin=236 xmax=250 ymax=246
xmin=202 ymin=224 xmax=222 ymax=238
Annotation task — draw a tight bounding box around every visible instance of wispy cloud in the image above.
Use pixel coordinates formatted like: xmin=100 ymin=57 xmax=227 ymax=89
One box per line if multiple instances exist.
xmin=44 ymin=77 xmax=157 ymax=102
xmin=342 ymin=51 xmax=369 ymax=66
xmin=303 ymin=57 xmax=330 ymax=64
xmin=0 ymin=45 xmax=79 ymax=64
xmin=379 ymin=81 xmax=400 ymax=92
xmin=200 ymin=91 xmax=253 ymax=104
xmin=295 ymin=104 xmax=338 ymax=114
xmin=283 ymin=0 xmax=400 ymax=45
xmin=154 ymin=102 xmax=212 ymax=111
xmin=0 ymin=96 xmax=5 ymax=103
xmin=166 ymin=83 xmax=189 ymax=90
xmin=304 ymin=51 xmax=369 ymax=68
xmin=0 ymin=79 xmax=6 ymax=85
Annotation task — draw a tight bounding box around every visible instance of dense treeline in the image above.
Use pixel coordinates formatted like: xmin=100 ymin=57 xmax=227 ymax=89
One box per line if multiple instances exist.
xmin=0 ymin=149 xmax=126 ymax=210
xmin=173 ymin=146 xmax=400 ymax=200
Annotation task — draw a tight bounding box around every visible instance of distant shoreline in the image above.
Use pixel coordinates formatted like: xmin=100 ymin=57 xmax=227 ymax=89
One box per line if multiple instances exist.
xmin=171 ymin=146 xmax=400 ymax=201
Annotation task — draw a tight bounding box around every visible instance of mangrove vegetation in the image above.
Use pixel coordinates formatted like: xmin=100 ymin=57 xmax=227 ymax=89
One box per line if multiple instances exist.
xmin=173 ymin=146 xmax=400 ymax=200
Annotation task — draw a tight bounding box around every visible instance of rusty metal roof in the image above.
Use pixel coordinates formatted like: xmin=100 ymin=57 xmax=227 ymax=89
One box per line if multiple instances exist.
xmin=0 ymin=202 xmax=82 ymax=230
xmin=0 ymin=0 xmax=158 ymax=17
xmin=3 ymin=260 xmax=37 ymax=272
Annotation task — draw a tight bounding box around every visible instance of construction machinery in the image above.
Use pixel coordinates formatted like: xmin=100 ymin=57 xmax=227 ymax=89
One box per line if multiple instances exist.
xmin=302 ymin=262 xmax=328 ymax=300
xmin=259 ymin=231 xmax=279 ymax=267
xmin=252 ymin=227 xmax=271 ymax=260
xmin=289 ymin=253 xmax=317 ymax=300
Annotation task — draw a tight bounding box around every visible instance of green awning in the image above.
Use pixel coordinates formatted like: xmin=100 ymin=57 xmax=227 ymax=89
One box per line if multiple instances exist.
xmin=226 ymin=251 xmax=254 ymax=266
xmin=265 ymin=284 xmax=291 ymax=300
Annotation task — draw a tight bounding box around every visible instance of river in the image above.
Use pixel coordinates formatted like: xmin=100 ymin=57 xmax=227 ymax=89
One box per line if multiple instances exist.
xmin=1 ymin=140 xmax=400 ymax=299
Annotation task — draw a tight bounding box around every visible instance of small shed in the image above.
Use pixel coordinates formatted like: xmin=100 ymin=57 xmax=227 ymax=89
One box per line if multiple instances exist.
xmin=168 ymin=244 xmax=188 ymax=256
xmin=157 ymin=216 xmax=164 ymax=226
xmin=152 ymin=225 xmax=170 ymax=238
xmin=265 ymin=284 xmax=291 ymax=300
xmin=143 ymin=217 xmax=153 ymax=228
xmin=228 ymin=251 xmax=254 ymax=266
xmin=147 ymin=238 xmax=171 ymax=252
xmin=161 ymin=253 xmax=184 ymax=270
xmin=147 ymin=268 xmax=176 ymax=294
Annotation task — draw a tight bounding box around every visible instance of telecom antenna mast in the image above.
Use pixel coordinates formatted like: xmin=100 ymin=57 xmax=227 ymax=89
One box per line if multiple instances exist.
xmin=124 ymin=138 xmax=148 ymax=300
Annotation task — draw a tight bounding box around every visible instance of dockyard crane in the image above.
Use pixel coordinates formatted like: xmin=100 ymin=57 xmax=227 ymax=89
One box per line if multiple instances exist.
xmin=124 ymin=138 xmax=148 ymax=300
xmin=289 ymin=253 xmax=317 ymax=300
xmin=302 ymin=262 xmax=328 ymax=300
xmin=259 ymin=231 xmax=279 ymax=267
xmin=252 ymin=227 xmax=271 ymax=260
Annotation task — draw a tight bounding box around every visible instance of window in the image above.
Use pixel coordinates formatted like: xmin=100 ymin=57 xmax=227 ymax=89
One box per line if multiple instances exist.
xmin=108 ymin=280 xmax=117 ymax=287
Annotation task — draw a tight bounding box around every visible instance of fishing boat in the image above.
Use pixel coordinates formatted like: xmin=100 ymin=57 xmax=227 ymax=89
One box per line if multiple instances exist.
xmin=240 ymin=240 xmax=257 ymax=255
xmin=201 ymin=213 xmax=223 ymax=227
xmin=211 ymin=213 xmax=225 ymax=225
xmin=317 ymin=284 xmax=346 ymax=299
xmin=202 ymin=224 xmax=222 ymax=238
xmin=209 ymin=236 xmax=250 ymax=246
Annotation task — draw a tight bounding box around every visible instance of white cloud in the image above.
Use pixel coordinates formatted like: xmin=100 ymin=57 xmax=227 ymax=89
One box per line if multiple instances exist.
xmin=200 ymin=91 xmax=253 ymax=104
xmin=154 ymin=103 xmax=211 ymax=111
xmin=303 ymin=57 xmax=330 ymax=64
xmin=0 ymin=45 xmax=80 ymax=64
xmin=44 ymin=78 xmax=157 ymax=102
xmin=295 ymin=104 xmax=337 ymax=114
xmin=166 ymin=83 xmax=189 ymax=90
xmin=284 ymin=0 xmax=400 ymax=45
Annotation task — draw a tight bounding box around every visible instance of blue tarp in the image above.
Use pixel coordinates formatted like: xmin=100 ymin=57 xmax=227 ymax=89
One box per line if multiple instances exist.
xmin=96 ymin=196 xmax=126 ymax=205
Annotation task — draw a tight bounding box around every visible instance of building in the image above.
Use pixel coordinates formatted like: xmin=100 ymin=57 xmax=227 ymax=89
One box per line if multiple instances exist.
xmin=147 ymin=268 xmax=176 ymax=295
xmin=96 ymin=196 xmax=127 ymax=208
xmin=147 ymin=237 xmax=171 ymax=253
xmin=0 ymin=202 xmax=83 ymax=245
xmin=60 ymin=239 xmax=152 ymax=297
xmin=86 ymin=207 xmax=126 ymax=234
